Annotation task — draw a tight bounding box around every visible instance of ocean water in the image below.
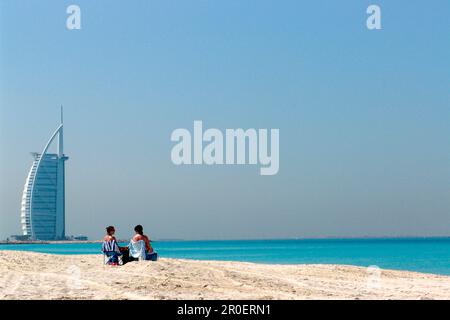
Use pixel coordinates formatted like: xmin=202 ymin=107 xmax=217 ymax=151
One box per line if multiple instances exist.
xmin=1 ymin=238 xmax=450 ymax=275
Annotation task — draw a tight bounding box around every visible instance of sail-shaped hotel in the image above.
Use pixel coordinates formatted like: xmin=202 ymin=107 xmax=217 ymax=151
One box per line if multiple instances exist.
xmin=20 ymin=109 xmax=68 ymax=240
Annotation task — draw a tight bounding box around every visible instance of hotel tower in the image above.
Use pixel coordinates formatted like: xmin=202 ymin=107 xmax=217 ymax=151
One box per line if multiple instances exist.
xmin=20 ymin=108 xmax=68 ymax=240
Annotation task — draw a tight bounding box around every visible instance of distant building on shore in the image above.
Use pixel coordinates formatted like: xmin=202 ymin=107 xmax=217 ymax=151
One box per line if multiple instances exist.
xmin=20 ymin=108 xmax=68 ymax=240
xmin=69 ymin=235 xmax=89 ymax=241
xmin=8 ymin=234 xmax=32 ymax=241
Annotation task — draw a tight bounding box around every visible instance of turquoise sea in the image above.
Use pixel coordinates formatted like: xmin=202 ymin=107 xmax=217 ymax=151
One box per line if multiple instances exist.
xmin=1 ymin=238 xmax=450 ymax=275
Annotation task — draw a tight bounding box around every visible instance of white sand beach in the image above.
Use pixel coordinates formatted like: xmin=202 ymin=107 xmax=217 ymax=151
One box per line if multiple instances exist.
xmin=0 ymin=251 xmax=449 ymax=300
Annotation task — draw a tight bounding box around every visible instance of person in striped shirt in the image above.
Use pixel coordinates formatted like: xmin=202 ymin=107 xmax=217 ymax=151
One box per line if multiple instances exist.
xmin=102 ymin=226 xmax=124 ymax=265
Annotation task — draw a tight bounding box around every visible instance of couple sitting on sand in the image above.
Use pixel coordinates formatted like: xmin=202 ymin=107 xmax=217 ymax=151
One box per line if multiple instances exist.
xmin=102 ymin=224 xmax=158 ymax=265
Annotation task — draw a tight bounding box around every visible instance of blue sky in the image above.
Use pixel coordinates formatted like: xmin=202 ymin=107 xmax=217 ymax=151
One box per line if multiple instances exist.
xmin=1 ymin=0 xmax=449 ymax=240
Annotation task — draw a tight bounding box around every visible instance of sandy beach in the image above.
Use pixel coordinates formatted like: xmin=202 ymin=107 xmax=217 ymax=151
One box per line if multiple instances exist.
xmin=0 ymin=250 xmax=449 ymax=300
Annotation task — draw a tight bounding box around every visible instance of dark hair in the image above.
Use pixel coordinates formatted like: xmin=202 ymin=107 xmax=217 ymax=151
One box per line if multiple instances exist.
xmin=134 ymin=225 xmax=143 ymax=235
xmin=106 ymin=226 xmax=115 ymax=234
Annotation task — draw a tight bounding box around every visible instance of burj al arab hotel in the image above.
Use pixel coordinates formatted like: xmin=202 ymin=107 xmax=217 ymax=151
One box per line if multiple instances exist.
xmin=20 ymin=109 xmax=68 ymax=240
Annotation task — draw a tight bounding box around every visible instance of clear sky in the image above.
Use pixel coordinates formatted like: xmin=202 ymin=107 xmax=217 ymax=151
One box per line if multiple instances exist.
xmin=0 ymin=0 xmax=449 ymax=240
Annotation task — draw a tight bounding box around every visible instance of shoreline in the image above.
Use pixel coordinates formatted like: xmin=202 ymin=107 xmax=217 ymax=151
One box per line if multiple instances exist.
xmin=2 ymin=235 xmax=450 ymax=245
xmin=1 ymin=250 xmax=449 ymax=300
